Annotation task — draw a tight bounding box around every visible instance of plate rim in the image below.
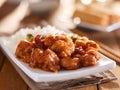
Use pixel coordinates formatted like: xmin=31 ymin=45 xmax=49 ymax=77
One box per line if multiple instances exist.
xmin=0 ymin=37 xmax=116 ymax=82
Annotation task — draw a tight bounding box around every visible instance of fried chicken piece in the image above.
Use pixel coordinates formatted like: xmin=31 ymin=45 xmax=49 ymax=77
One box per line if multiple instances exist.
xmin=15 ymin=40 xmax=34 ymax=63
xmin=43 ymin=34 xmax=56 ymax=47
xmin=41 ymin=49 xmax=60 ymax=72
xmin=50 ymin=39 xmax=74 ymax=57
xmin=43 ymin=34 xmax=72 ymax=47
xmin=43 ymin=34 xmax=75 ymax=57
xmin=55 ymin=34 xmax=70 ymax=42
xmin=75 ymin=39 xmax=86 ymax=55
xmin=75 ymin=37 xmax=88 ymax=48
xmin=75 ymin=37 xmax=100 ymax=55
xmin=82 ymin=50 xmax=100 ymax=66
xmin=87 ymin=50 xmax=100 ymax=61
xmin=30 ymin=48 xmax=44 ymax=68
xmin=86 ymin=40 xmax=99 ymax=51
xmin=60 ymin=57 xmax=81 ymax=70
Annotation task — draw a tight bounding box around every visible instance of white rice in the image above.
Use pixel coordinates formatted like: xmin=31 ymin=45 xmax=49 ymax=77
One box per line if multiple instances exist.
xmin=4 ymin=25 xmax=73 ymax=53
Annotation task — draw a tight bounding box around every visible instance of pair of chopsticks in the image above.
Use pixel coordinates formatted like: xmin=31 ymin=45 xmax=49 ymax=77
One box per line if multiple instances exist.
xmin=98 ymin=42 xmax=120 ymax=63
xmin=71 ymin=29 xmax=120 ymax=64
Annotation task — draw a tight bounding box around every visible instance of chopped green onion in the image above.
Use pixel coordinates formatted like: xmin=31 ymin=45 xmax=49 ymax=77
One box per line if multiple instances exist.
xmin=26 ymin=34 xmax=34 ymax=42
xmin=71 ymin=34 xmax=80 ymax=42
xmin=41 ymin=36 xmax=45 ymax=39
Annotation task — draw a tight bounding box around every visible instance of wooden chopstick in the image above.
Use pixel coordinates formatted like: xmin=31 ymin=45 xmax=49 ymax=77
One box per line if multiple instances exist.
xmin=99 ymin=42 xmax=120 ymax=58
xmin=99 ymin=48 xmax=120 ymax=63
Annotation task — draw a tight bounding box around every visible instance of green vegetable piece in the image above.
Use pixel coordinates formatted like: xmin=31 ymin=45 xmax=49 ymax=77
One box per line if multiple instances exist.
xmin=71 ymin=34 xmax=80 ymax=42
xmin=26 ymin=34 xmax=34 ymax=42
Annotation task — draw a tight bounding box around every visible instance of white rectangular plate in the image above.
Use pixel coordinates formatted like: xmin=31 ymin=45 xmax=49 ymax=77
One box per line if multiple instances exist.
xmin=0 ymin=26 xmax=116 ymax=82
xmin=77 ymin=22 xmax=120 ymax=32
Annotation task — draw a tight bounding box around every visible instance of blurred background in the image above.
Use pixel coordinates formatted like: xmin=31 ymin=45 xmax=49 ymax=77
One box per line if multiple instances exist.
xmin=1 ymin=0 xmax=120 ymax=32
xmin=0 ymin=0 xmax=120 ymax=54
xmin=0 ymin=1 xmax=120 ymax=90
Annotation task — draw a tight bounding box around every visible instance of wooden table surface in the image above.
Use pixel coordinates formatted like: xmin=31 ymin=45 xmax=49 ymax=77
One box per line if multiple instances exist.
xmin=0 ymin=1 xmax=120 ymax=90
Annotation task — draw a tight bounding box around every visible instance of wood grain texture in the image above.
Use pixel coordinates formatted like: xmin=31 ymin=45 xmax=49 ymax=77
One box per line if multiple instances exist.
xmin=0 ymin=58 xmax=28 ymax=90
xmin=98 ymin=65 xmax=120 ymax=90
xmin=114 ymin=29 xmax=120 ymax=51
xmin=91 ymin=31 xmax=120 ymax=54
xmin=0 ymin=49 xmax=5 ymax=71
xmin=28 ymin=87 xmax=32 ymax=90
xmin=74 ymin=85 xmax=97 ymax=90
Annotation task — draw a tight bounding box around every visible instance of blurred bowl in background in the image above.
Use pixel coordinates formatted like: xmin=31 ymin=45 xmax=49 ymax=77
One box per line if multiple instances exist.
xmin=8 ymin=0 xmax=59 ymax=13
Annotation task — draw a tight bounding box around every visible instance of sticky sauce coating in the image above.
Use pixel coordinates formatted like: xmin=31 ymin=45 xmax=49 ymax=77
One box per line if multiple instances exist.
xmin=15 ymin=34 xmax=100 ymax=72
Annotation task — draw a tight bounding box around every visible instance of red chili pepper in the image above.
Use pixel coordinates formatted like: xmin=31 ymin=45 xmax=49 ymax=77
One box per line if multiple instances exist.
xmin=75 ymin=47 xmax=85 ymax=55
xmin=35 ymin=34 xmax=43 ymax=48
